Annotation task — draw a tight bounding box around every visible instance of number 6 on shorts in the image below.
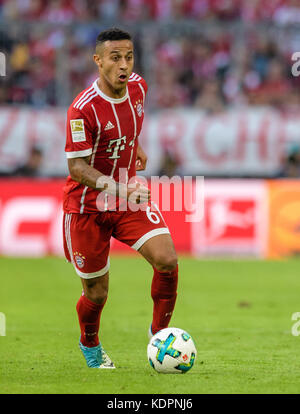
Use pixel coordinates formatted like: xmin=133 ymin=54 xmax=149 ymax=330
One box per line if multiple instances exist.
xmin=146 ymin=202 xmax=163 ymax=224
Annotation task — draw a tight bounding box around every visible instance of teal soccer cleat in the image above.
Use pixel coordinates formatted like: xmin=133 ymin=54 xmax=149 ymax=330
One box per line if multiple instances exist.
xmin=79 ymin=341 xmax=115 ymax=369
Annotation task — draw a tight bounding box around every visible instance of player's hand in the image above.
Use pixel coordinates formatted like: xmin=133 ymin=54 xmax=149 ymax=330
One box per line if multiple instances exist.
xmin=127 ymin=182 xmax=150 ymax=204
xmin=136 ymin=145 xmax=147 ymax=171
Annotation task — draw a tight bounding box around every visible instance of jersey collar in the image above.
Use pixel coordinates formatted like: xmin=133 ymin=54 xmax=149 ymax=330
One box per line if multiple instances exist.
xmin=93 ymin=79 xmax=129 ymax=104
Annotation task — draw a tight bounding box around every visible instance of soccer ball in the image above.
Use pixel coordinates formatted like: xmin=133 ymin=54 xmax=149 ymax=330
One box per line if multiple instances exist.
xmin=147 ymin=327 xmax=197 ymax=374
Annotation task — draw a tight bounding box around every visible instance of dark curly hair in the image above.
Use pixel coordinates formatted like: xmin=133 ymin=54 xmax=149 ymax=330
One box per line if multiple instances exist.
xmin=96 ymin=27 xmax=132 ymax=47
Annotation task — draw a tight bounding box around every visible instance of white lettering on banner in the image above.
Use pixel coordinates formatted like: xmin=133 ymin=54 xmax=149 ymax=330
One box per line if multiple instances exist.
xmin=0 ymin=108 xmax=300 ymax=176
xmin=139 ymin=108 xmax=298 ymax=177
xmin=0 ymin=197 xmax=57 ymax=256
xmin=194 ymin=116 xmax=228 ymax=165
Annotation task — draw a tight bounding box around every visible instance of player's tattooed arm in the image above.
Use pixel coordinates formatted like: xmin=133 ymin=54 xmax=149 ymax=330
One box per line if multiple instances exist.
xmin=136 ymin=144 xmax=147 ymax=171
xmin=68 ymin=156 xmax=150 ymax=203
xmin=68 ymin=156 xmax=101 ymax=189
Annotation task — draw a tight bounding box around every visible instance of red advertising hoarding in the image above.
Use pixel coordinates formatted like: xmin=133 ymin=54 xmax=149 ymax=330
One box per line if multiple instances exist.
xmin=191 ymin=180 xmax=267 ymax=257
xmin=0 ymin=178 xmax=192 ymax=256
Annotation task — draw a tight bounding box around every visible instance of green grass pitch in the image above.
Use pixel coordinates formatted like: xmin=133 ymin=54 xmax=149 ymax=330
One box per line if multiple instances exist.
xmin=1 ymin=255 xmax=300 ymax=394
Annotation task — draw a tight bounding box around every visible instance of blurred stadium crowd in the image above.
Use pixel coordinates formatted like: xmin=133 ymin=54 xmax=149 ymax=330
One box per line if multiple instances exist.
xmin=1 ymin=0 xmax=300 ymax=112
xmin=2 ymin=0 xmax=300 ymax=23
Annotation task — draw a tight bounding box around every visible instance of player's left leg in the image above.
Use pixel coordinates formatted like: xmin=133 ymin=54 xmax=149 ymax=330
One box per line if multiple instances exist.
xmin=138 ymin=233 xmax=178 ymax=335
xmin=112 ymin=204 xmax=178 ymax=336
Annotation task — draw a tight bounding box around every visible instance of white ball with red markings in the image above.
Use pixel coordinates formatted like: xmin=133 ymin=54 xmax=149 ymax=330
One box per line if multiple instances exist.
xmin=147 ymin=327 xmax=197 ymax=374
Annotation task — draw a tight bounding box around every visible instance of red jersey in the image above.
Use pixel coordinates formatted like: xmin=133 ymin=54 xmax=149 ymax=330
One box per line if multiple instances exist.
xmin=63 ymin=72 xmax=147 ymax=213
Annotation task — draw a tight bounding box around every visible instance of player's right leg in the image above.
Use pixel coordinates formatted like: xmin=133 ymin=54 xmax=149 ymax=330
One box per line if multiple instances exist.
xmin=77 ymin=273 xmax=108 ymax=347
xmin=77 ymin=273 xmax=115 ymax=369
xmin=63 ymin=212 xmax=115 ymax=368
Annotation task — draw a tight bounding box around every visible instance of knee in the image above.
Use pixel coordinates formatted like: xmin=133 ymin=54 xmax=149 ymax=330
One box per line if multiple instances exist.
xmin=153 ymin=252 xmax=178 ymax=273
xmin=88 ymin=290 xmax=108 ymax=305
xmin=84 ymin=280 xmax=108 ymax=305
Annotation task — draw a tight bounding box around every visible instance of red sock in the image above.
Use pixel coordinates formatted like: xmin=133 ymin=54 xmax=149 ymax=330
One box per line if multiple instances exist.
xmin=76 ymin=293 xmax=106 ymax=348
xmin=151 ymin=265 xmax=178 ymax=335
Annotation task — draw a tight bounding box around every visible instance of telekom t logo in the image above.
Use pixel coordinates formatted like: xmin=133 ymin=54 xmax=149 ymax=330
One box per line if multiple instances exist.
xmin=0 ymin=52 xmax=5 ymax=76
xmin=106 ymin=136 xmax=127 ymax=159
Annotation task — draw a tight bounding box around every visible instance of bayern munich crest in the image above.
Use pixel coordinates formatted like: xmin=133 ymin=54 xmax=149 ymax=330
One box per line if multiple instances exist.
xmin=134 ymin=99 xmax=143 ymax=117
xmin=74 ymin=252 xmax=85 ymax=268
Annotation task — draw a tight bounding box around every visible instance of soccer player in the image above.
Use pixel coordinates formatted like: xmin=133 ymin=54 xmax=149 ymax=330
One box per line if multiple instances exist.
xmin=63 ymin=28 xmax=178 ymax=368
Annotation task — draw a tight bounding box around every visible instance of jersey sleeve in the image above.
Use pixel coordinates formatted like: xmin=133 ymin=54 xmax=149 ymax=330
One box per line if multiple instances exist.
xmin=65 ymin=106 xmax=94 ymax=159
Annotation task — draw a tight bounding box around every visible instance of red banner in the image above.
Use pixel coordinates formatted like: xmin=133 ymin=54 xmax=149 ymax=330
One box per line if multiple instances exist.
xmin=0 ymin=178 xmax=276 ymax=258
xmin=192 ymin=180 xmax=267 ymax=257
xmin=0 ymin=179 xmax=192 ymax=256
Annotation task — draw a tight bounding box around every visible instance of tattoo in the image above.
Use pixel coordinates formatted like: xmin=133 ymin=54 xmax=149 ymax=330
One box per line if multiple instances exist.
xmin=68 ymin=157 xmax=101 ymax=189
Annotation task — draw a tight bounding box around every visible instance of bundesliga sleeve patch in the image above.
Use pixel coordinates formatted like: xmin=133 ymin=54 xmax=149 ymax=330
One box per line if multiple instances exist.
xmin=70 ymin=119 xmax=86 ymax=143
